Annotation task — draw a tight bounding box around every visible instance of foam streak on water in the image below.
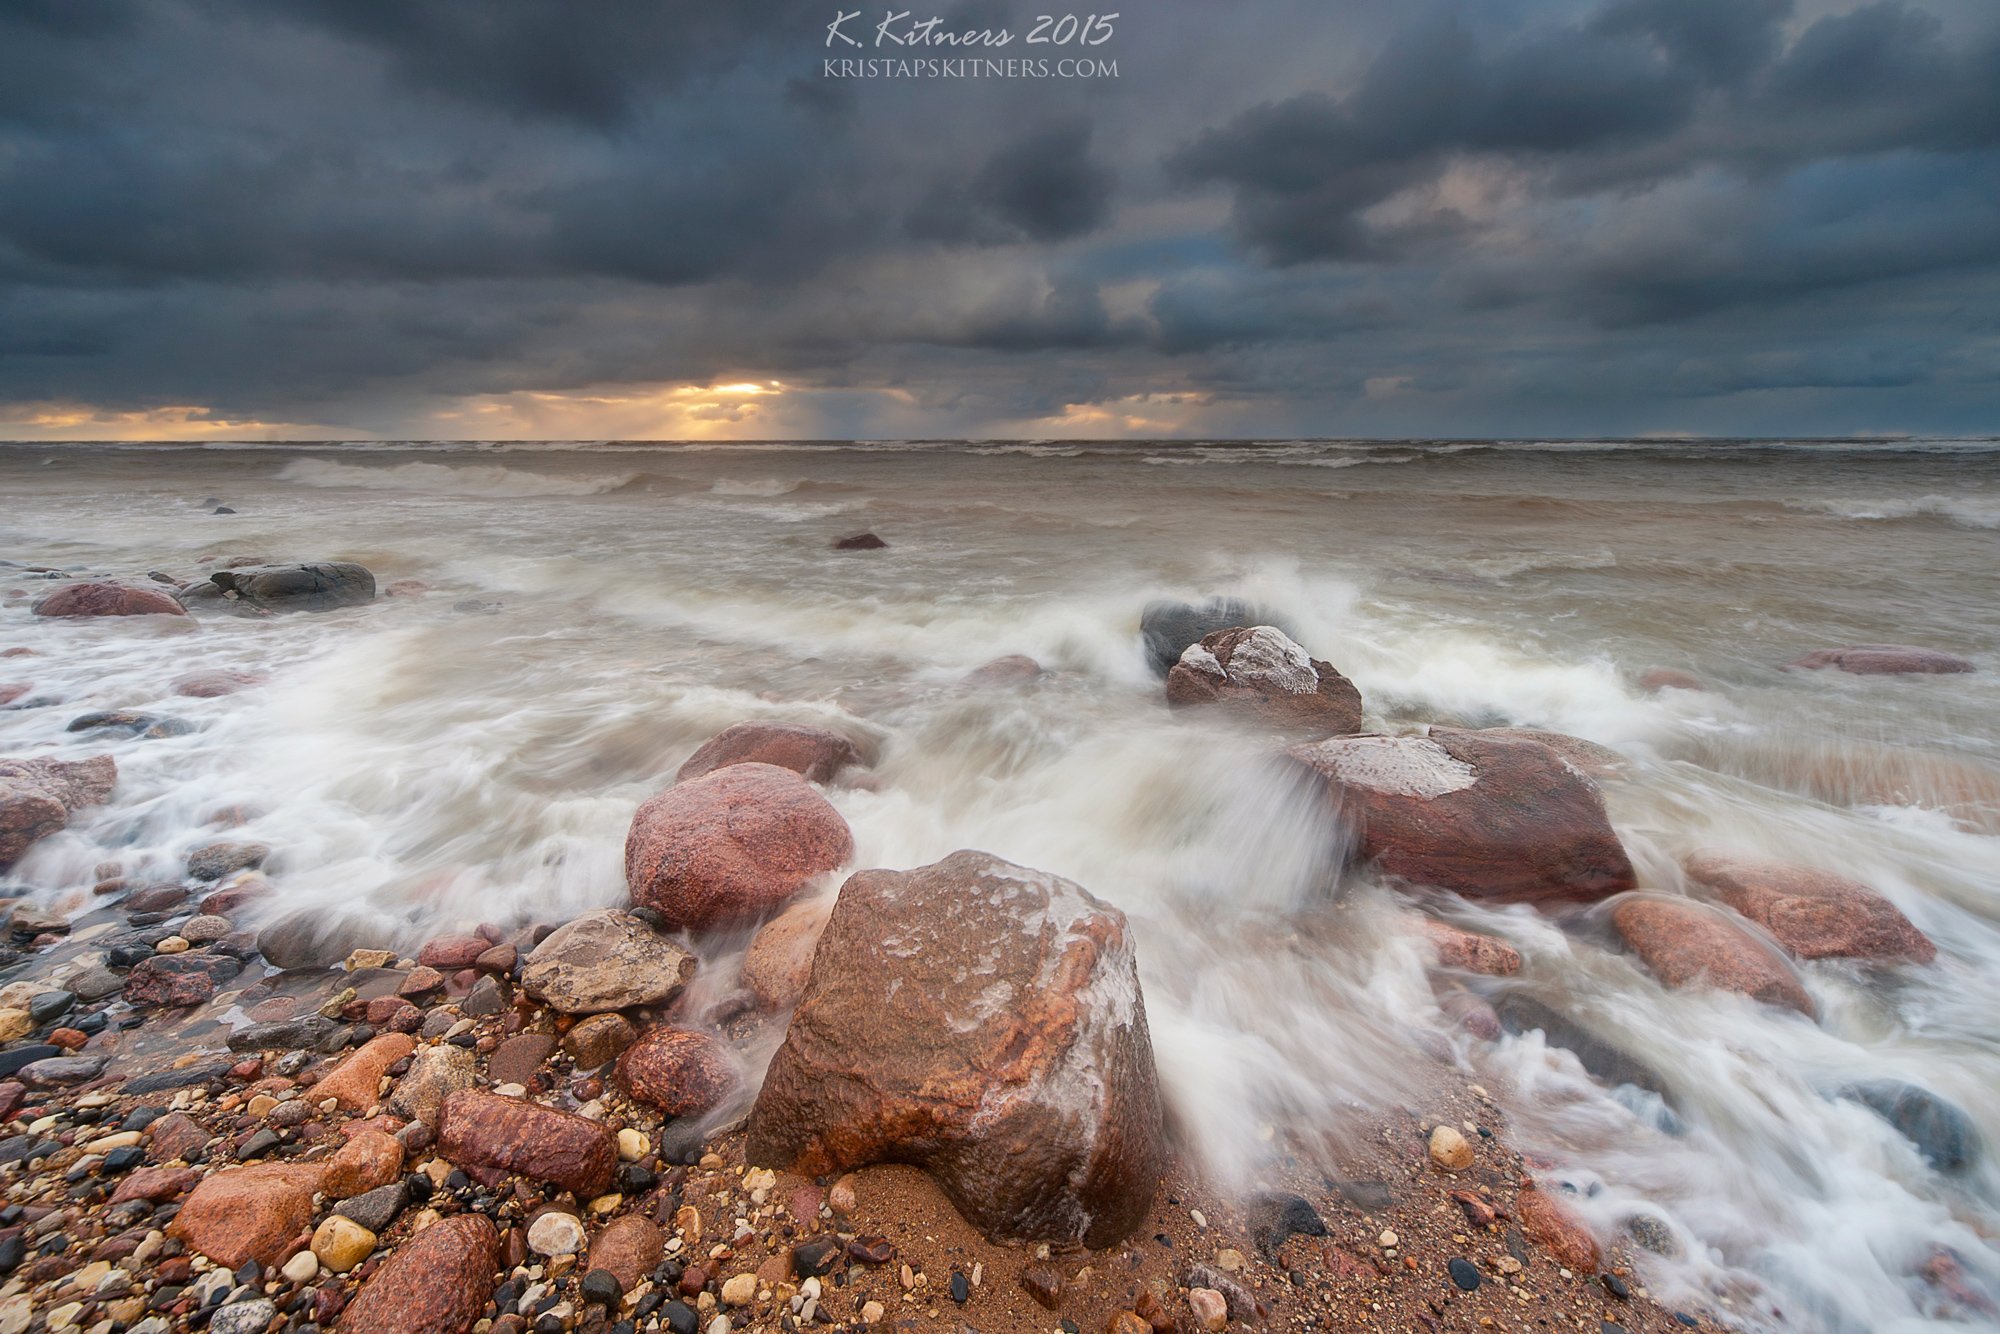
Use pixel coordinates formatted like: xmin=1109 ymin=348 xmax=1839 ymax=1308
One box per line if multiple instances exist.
xmin=3 ymin=439 xmax=1999 ymax=1330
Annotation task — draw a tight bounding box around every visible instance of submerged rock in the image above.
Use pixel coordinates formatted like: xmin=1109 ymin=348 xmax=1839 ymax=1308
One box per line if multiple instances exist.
xmin=1427 ymin=725 xmax=1626 ymax=779
xmin=1419 ymin=919 xmax=1522 ymax=976
xmin=0 ymin=754 xmax=115 ymax=868
xmin=182 ymin=561 xmax=376 ymax=612
xmin=1166 ymin=626 xmax=1363 ymax=735
xmin=257 ymin=909 xmax=392 ymax=971
xmin=748 ymin=849 xmax=1166 ymax=1247
xmin=960 ymin=654 xmax=1043 ymax=688
xmin=31 ymin=581 xmax=187 ymax=618
xmin=625 ymin=762 xmax=853 ymax=933
xmin=1787 ymin=645 xmax=1975 ymax=675
xmin=1841 ymin=1080 xmax=1979 ymax=1174
xmin=66 ymin=710 xmax=194 ymax=739
xmin=1286 ymin=731 xmax=1635 ymax=904
xmin=1638 ymin=667 xmax=1705 ymax=693
xmin=832 ymin=532 xmax=888 ymax=550
xmin=1683 ymin=851 xmax=1934 ymax=964
xmin=173 ymin=668 xmax=266 ymax=697
xmin=1493 ymin=995 xmax=1670 ymax=1098
xmin=521 ymin=909 xmax=695 ymax=1014
xmin=1612 ymin=897 xmax=1816 ymax=1017
xmin=1141 ymin=597 xmax=1289 ymax=678
xmin=676 ymin=720 xmax=861 ymax=785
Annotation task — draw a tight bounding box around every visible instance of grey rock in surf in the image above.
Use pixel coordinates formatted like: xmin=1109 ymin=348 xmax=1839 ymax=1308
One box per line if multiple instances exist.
xmin=1139 ymin=597 xmax=1295 ymax=677
xmin=181 ymin=561 xmax=376 ymax=613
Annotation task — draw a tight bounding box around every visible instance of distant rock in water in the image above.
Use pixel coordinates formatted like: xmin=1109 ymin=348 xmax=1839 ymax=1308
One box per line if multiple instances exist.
xmin=1611 ymin=896 xmax=1816 ymax=1017
xmin=1683 ymin=851 xmax=1934 ymax=965
xmin=1141 ymin=597 xmax=1292 ymax=677
xmin=1427 ymin=725 xmax=1626 ymax=779
xmin=1166 ymin=626 xmax=1362 ymax=735
xmin=960 ymin=654 xmax=1043 ymax=688
xmin=1493 ymin=994 xmax=1671 ymax=1100
xmin=1786 ymin=645 xmax=1975 ymax=675
xmin=173 ymin=669 xmax=266 ymax=698
xmin=832 ymin=532 xmax=888 ymax=550
xmin=181 ymin=561 xmax=376 ymax=613
xmin=66 ymin=711 xmax=194 ymax=740
xmin=625 ymin=762 xmax=853 ymax=933
xmin=0 ymin=755 xmax=116 ymax=869
xmin=1638 ymin=666 xmax=1705 ymax=693
xmin=1285 ymin=731 xmax=1635 ymax=904
xmin=1840 ymin=1080 xmax=1979 ymax=1173
xmin=676 ymin=721 xmax=861 ymax=786
xmin=748 ymin=849 xmax=1166 ymax=1248
xmin=31 ymin=581 xmax=187 ymax=618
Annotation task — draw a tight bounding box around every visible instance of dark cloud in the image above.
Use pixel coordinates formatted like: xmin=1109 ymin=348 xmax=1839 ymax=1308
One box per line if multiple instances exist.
xmin=0 ymin=0 xmax=1996 ymax=438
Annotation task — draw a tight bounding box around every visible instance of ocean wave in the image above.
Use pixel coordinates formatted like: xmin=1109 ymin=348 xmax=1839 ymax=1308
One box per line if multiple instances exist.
xmin=709 ymin=477 xmax=803 ymax=496
xmin=278 ymin=458 xmax=640 ymax=497
xmin=1785 ymin=494 xmax=2000 ymax=530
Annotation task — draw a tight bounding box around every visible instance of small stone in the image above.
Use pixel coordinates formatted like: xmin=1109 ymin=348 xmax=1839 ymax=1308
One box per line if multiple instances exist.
xmin=1448 ymin=1257 xmax=1481 ymax=1291
xmin=721 ymin=1272 xmax=757 ymax=1306
xmin=1377 ymin=1230 xmax=1399 ymax=1250
xmin=860 ymin=1300 xmax=886 ymax=1324
xmin=949 ymin=1271 xmax=969 ymax=1303
xmin=581 ymin=1268 xmax=624 ymax=1307
xmin=312 ymin=1214 xmax=378 ymax=1273
xmin=1188 ymin=1287 xmax=1228 ymax=1332
xmin=528 ymin=1211 xmax=587 ymax=1257
xmin=1429 ymin=1124 xmax=1475 ymax=1172
xmin=281 ymin=1250 xmax=319 ymax=1283
xmin=209 ymin=1299 xmax=278 ymax=1334
xmin=154 ymin=935 xmax=190 ymax=954
xmin=1021 ymin=1262 xmax=1062 ymax=1309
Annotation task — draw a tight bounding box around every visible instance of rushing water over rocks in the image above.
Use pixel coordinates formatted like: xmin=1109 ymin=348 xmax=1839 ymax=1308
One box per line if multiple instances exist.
xmin=2 ymin=438 xmax=1999 ymax=1330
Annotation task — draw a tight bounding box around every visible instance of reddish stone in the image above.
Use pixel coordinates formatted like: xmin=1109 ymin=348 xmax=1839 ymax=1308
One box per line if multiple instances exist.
xmin=398 ymin=965 xmax=446 ymax=997
xmin=321 ymin=1128 xmax=405 ymax=1198
xmin=172 ymin=669 xmax=266 ymax=698
xmin=31 ymin=581 xmax=186 ymax=618
xmin=563 ymin=1013 xmax=637 ymax=1070
xmin=749 ymin=850 xmax=1165 ymax=1247
xmin=1516 ymin=1187 xmax=1600 ymax=1273
xmin=741 ymin=896 xmax=833 ymax=1010
xmin=363 ymin=995 xmax=417 ymax=1025
xmin=961 ymin=655 xmax=1043 ymax=688
xmin=48 ymin=1028 xmax=87 ymax=1051
xmin=0 ymin=754 xmax=117 ymax=868
xmin=1787 ymin=645 xmax=1975 ymax=675
xmin=124 ymin=952 xmax=241 ymax=1008
xmin=1419 ymin=919 xmax=1522 ymax=975
xmin=435 ymin=1090 xmax=616 ymax=1197
xmin=1612 ymin=897 xmax=1816 ymax=1017
xmin=586 ymin=1215 xmax=664 ymax=1293
xmin=487 ymin=1033 xmax=557 ymax=1088
xmin=0 ymin=683 xmax=28 ymax=707
xmin=615 ymin=1026 xmax=737 ymax=1118
xmin=1286 ymin=731 xmax=1635 ymax=904
xmin=315 ymin=1033 xmax=418 ymax=1111
xmin=677 ymin=721 xmax=862 ymax=786
xmin=1428 ymin=726 xmax=1626 ymax=779
xmin=1638 ymin=667 xmax=1705 ymax=693
xmin=474 ymin=943 xmax=517 ymax=974
xmin=0 ymin=1082 xmax=24 ymax=1121
xmin=111 ymin=1165 xmax=200 ymax=1204
xmin=230 ymin=1058 xmax=264 ymax=1081
xmin=337 ymin=1213 xmax=500 ymax=1334
xmin=625 ymin=763 xmax=854 ymax=933
xmin=147 ymin=1112 xmax=213 ymax=1162
xmin=385 ymin=579 xmax=430 ymax=598
xmin=417 ymin=935 xmax=490 ymax=969
xmin=1683 ymin=851 xmax=1935 ymax=964
xmin=199 ymin=881 xmax=268 ymax=916
xmin=168 ymin=1162 xmax=322 ymax=1269
xmin=1165 ymin=626 xmax=1363 ymax=735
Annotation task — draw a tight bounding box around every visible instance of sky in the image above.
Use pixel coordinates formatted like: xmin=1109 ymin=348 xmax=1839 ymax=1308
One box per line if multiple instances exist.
xmin=1 ymin=0 xmax=1997 ymax=442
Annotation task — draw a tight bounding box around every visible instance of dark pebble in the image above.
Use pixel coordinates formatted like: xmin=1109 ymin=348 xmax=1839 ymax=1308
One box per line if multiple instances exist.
xmin=581 ymin=1269 xmax=623 ymax=1307
xmin=845 ymin=1235 xmax=894 ymax=1265
xmin=1603 ymin=1324 xmax=1627 ymax=1334
xmin=662 ymin=1301 xmax=699 ymax=1334
xmin=102 ymin=1145 xmax=144 ymax=1173
xmin=949 ymin=1271 xmax=969 ymax=1303
xmin=1603 ymin=1272 xmax=1630 ymax=1299
xmin=1447 ymin=1257 xmax=1481 ymax=1291
xmin=792 ymin=1238 xmax=840 ymax=1278
xmin=1674 ymin=1314 xmax=1700 ymax=1328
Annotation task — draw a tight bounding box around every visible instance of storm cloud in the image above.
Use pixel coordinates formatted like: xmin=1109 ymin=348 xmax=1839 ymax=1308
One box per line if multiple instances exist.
xmin=1 ymin=0 xmax=1996 ymax=438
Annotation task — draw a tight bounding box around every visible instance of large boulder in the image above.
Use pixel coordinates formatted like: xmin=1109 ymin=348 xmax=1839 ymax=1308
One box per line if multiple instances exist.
xmin=1786 ymin=645 xmax=1975 ymax=675
xmin=31 ymin=581 xmax=186 ymax=618
xmin=182 ymin=561 xmax=376 ymax=613
xmin=1165 ymin=627 xmax=1362 ymax=735
xmin=1140 ymin=597 xmax=1291 ymax=678
xmin=1611 ymin=897 xmax=1815 ymax=1017
xmin=520 ymin=909 xmax=696 ymax=1014
xmin=676 ymin=721 xmax=861 ymax=785
xmin=1683 ymin=851 xmax=1934 ymax=964
xmin=336 ymin=1213 xmax=500 ymax=1334
xmin=625 ymin=762 xmax=853 ymax=933
xmin=0 ymin=755 xmax=116 ymax=868
xmin=1285 ymin=732 xmax=1635 ymax=904
xmin=747 ymin=850 xmax=1165 ymax=1248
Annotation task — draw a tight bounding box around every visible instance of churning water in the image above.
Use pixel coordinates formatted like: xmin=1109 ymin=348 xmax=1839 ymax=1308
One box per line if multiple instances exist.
xmin=3 ymin=439 xmax=1998 ymax=1330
